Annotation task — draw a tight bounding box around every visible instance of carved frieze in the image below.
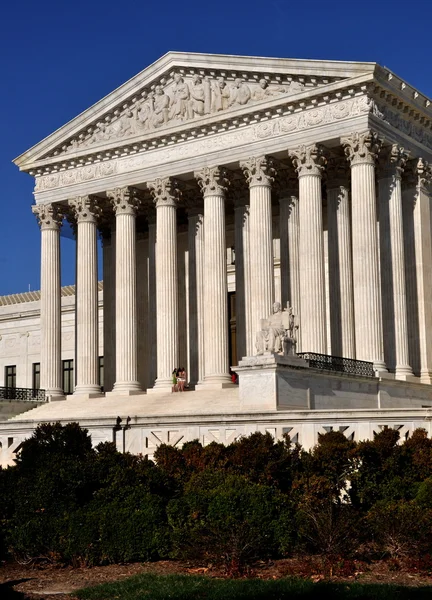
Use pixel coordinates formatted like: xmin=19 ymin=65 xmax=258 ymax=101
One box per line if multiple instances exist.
xmin=49 ymin=72 xmax=308 ymax=158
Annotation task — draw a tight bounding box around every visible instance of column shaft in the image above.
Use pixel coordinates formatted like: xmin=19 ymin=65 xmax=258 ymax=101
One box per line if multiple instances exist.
xmin=414 ymin=163 xmax=432 ymax=382
xmin=188 ymin=213 xmax=204 ymax=385
xmin=342 ymin=131 xmax=386 ymax=370
xmin=108 ymin=188 xmax=141 ymax=394
xmin=379 ymin=151 xmax=412 ymax=378
xmin=242 ymin=205 xmax=253 ymax=356
xmin=234 ymin=202 xmax=247 ymax=360
xmin=70 ymin=196 xmax=101 ymax=395
xmin=102 ymin=232 xmax=115 ymax=392
xmin=279 ymin=193 xmax=301 ymax=350
xmin=148 ymin=219 xmax=157 ymax=387
xmin=351 ymin=163 xmax=384 ymax=366
xmin=327 ymin=185 xmax=355 ymax=358
xmin=240 ymin=157 xmax=275 ymax=342
xmin=195 ymin=166 xmax=231 ymax=386
xmin=37 ymin=207 xmax=63 ymax=397
xmin=147 ymin=178 xmax=179 ymax=391
xmin=299 ymin=174 xmax=326 ymax=352
xmin=203 ymin=193 xmax=229 ymax=382
xmin=137 ymin=232 xmax=149 ymax=390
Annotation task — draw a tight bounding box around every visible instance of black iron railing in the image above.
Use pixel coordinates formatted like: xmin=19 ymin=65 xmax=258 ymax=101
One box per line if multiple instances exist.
xmin=297 ymin=353 xmax=375 ymax=377
xmin=0 ymin=387 xmax=46 ymax=402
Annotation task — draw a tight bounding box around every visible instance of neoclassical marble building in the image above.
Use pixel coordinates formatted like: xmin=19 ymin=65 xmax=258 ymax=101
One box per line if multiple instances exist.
xmin=2 ymin=52 xmax=432 ymax=464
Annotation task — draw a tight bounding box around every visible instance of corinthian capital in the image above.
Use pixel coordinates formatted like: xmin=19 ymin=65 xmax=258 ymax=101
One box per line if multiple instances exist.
xmin=289 ymin=144 xmax=326 ymax=177
xmin=240 ymin=156 xmax=275 ymax=187
xmin=194 ymin=166 xmax=230 ymax=197
xmin=147 ymin=177 xmax=181 ymax=208
xmin=378 ymin=144 xmax=409 ymax=179
xmin=107 ymin=187 xmax=141 ymax=216
xmin=417 ymin=158 xmax=432 ymax=189
xmin=68 ymin=195 xmax=102 ymax=223
xmin=32 ymin=203 xmax=63 ymax=231
xmin=341 ymin=130 xmax=382 ymax=166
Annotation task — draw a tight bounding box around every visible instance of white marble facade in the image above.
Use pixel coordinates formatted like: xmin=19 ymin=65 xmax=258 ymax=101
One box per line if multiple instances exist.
xmin=10 ymin=52 xmax=432 ymax=398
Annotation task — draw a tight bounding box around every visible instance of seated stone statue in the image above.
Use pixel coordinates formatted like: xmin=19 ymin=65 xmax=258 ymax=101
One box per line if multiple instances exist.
xmin=255 ymin=302 xmax=290 ymax=356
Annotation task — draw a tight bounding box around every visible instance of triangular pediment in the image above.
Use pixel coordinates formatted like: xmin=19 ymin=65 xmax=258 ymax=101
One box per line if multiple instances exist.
xmin=14 ymin=52 xmax=378 ymax=171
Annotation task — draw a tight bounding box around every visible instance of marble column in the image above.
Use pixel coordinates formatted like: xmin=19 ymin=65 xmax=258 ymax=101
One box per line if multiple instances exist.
xmin=326 ymin=161 xmax=355 ymax=358
xmin=136 ymin=228 xmax=149 ymax=390
xmin=147 ymin=178 xmax=180 ymax=392
xmin=107 ymin=187 xmax=141 ymax=394
xmin=32 ymin=203 xmax=64 ymax=398
xmin=341 ymin=131 xmax=386 ymax=370
xmin=101 ymin=226 xmax=115 ymax=392
xmin=289 ymin=144 xmax=327 ymax=354
xmin=278 ymin=175 xmax=301 ymax=350
xmin=188 ymin=209 xmax=204 ymax=385
xmin=195 ymin=166 xmax=231 ymax=387
xmin=147 ymin=215 xmax=157 ymax=388
xmin=240 ymin=157 xmax=275 ymax=340
xmin=68 ymin=196 xmax=101 ymax=395
xmin=378 ymin=145 xmax=413 ymax=379
xmin=414 ymin=160 xmax=432 ymax=383
xmin=233 ymin=197 xmax=249 ymax=361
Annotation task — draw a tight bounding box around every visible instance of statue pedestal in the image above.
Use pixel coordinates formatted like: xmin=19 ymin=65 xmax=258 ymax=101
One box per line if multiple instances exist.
xmin=235 ymin=352 xmax=309 ymax=411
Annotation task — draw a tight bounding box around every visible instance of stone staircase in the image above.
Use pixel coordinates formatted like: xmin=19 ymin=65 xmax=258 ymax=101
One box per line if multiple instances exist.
xmin=9 ymin=386 xmax=242 ymax=423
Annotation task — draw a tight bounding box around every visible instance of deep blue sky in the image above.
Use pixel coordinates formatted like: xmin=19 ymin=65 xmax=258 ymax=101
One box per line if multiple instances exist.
xmin=1 ymin=0 xmax=431 ymax=295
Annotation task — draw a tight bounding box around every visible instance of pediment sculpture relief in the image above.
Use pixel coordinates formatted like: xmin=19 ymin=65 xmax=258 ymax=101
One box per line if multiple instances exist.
xmin=54 ymin=74 xmax=306 ymax=156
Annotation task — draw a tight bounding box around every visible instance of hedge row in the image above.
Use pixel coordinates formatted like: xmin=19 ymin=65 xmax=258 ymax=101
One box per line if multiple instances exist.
xmin=2 ymin=423 xmax=432 ymax=571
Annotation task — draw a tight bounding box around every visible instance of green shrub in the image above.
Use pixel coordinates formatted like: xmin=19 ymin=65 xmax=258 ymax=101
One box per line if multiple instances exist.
xmin=367 ymin=500 xmax=432 ymax=558
xmin=167 ymin=469 xmax=294 ymax=573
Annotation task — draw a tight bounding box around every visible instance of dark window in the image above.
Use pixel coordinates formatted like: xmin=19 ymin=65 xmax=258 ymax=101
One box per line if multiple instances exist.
xmin=98 ymin=356 xmax=104 ymax=391
xmin=62 ymin=359 xmax=74 ymax=395
xmin=32 ymin=362 xmax=40 ymax=391
xmin=5 ymin=365 xmax=16 ymax=389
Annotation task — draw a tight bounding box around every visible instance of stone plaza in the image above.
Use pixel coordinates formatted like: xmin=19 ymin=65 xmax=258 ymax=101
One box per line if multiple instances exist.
xmin=1 ymin=51 xmax=432 ymax=465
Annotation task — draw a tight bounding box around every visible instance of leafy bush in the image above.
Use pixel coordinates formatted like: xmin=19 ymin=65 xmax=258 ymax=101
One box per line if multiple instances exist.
xmin=167 ymin=469 xmax=294 ymax=573
xmin=367 ymin=500 xmax=432 ymax=558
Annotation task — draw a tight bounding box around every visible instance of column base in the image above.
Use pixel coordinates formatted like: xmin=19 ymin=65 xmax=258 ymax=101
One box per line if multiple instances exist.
xmin=74 ymin=385 xmax=102 ymax=397
xmin=108 ymin=381 xmax=142 ymax=396
xmin=196 ymin=375 xmax=235 ymax=390
xmin=373 ymin=360 xmax=387 ymax=373
xmin=395 ymin=366 xmax=415 ymax=382
xmin=46 ymin=392 xmax=66 ymax=402
xmin=71 ymin=391 xmax=104 ymax=399
xmin=420 ymin=371 xmax=432 ymax=385
xmin=147 ymin=378 xmax=174 ymax=394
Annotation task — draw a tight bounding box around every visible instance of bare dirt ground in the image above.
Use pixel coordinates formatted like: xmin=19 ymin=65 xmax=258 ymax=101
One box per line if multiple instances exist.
xmin=1 ymin=558 xmax=432 ymax=599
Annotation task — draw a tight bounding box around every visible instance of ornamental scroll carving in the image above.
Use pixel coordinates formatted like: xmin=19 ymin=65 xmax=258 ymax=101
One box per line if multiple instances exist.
xmin=147 ymin=177 xmax=181 ymax=208
xmin=195 ymin=166 xmax=230 ymax=197
xmin=52 ymin=74 xmax=306 ymax=156
xmin=240 ymin=156 xmax=276 ymax=187
xmin=341 ymin=130 xmax=383 ymax=166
